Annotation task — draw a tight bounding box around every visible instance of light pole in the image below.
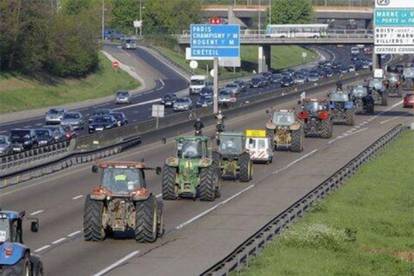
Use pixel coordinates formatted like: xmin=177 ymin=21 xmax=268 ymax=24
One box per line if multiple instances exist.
xmin=269 ymin=0 xmax=272 ymax=25
xmin=258 ymin=0 xmax=261 ymax=34
xmin=101 ymin=0 xmax=105 ymax=42
xmin=139 ymin=0 xmax=143 ymax=37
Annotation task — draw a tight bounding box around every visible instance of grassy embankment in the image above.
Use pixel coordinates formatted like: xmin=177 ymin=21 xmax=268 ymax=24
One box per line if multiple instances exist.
xmin=239 ymin=131 xmax=414 ymax=276
xmin=0 ymin=53 xmax=139 ymax=114
xmin=156 ymin=45 xmax=318 ymax=80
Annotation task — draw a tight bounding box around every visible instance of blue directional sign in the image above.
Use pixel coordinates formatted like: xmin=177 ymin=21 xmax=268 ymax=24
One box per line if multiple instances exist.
xmin=375 ymin=8 xmax=414 ymax=26
xmin=190 ymin=24 xmax=240 ymax=58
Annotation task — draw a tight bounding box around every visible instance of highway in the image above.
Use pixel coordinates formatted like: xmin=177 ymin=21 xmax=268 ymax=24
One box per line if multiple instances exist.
xmin=0 ymin=78 xmax=411 ymax=275
xmin=0 ymin=44 xmax=361 ymax=137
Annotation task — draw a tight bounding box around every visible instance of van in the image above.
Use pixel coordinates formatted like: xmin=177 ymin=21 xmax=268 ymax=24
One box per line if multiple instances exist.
xmin=189 ymin=75 xmax=207 ymax=94
xmin=245 ymin=129 xmax=273 ymax=164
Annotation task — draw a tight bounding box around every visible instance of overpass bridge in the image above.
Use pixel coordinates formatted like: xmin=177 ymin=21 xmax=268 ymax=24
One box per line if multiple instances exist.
xmin=177 ymin=29 xmax=375 ymax=72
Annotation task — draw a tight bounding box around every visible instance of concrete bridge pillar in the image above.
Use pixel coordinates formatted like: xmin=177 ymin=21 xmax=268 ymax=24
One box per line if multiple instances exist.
xmin=372 ymin=53 xmax=382 ymax=73
xmin=258 ymin=45 xmax=271 ymax=73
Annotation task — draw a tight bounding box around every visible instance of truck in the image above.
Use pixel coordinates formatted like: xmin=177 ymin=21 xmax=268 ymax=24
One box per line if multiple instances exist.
xmin=189 ymin=75 xmax=208 ymax=95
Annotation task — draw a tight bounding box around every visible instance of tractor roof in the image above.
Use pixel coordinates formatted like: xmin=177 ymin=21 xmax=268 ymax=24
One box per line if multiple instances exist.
xmin=0 ymin=211 xmax=24 ymax=220
xmin=219 ymin=132 xmax=244 ymax=137
xmin=96 ymin=161 xmax=146 ymax=169
xmin=303 ymin=98 xmax=327 ymax=103
xmin=176 ymin=136 xmax=209 ymax=142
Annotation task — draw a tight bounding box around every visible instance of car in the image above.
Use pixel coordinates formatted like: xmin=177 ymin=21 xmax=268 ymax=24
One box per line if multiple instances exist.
xmin=45 ymin=108 xmax=66 ymax=125
xmin=88 ymin=115 xmax=118 ymax=134
xmin=351 ymin=46 xmax=360 ymax=55
xmin=34 ymin=129 xmax=54 ymax=146
xmin=233 ymin=80 xmax=248 ymax=91
xmin=225 ymin=83 xmax=242 ymax=94
xmin=199 ymin=86 xmax=213 ymax=98
xmin=280 ymin=76 xmax=294 ymax=87
xmin=0 ymin=135 xmax=11 ymax=156
xmin=62 ymin=125 xmax=77 ymax=140
xmin=308 ymin=72 xmax=320 ymax=82
xmin=43 ymin=125 xmax=67 ymax=142
xmin=218 ymin=90 xmax=237 ymax=105
xmin=403 ymin=93 xmax=414 ymax=108
xmin=9 ymin=129 xmax=38 ymax=152
xmin=261 ymin=71 xmax=273 ymax=81
xmin=110 ymin=112 xmax=128 ymax=126
xmin=173 ymin=97 xmax=192 ymax=112
xmin=293 ymin=74 xmax=306 ymax=85
xmin=115 ymin=90 xmax=131 ymax=104
xmin=324 ymin=68 xmax=334 ymax=78
xmin=363 ymin=46 xmax=373 ymax=55
xmin=250 ymin=77 xmax=265 ymax=88
xmin=196 ymin=95 xmax=213 ymax=107
xmin=161 ymin=93 xmax=178 ymax=107
xmin=340 ymin=65 xmax=349 ymax=74
xmin=348 ymin=64 xmax=356 ymax=72
xmin=122 ymin=37 xmax=137 ymax=50
xmin=61 ymin=112 xmax=85 ymax=130
xmin=89 ymin=109 xmax=112 ymax=123
xmin=271 ymin=73 xmax=283 ymax=84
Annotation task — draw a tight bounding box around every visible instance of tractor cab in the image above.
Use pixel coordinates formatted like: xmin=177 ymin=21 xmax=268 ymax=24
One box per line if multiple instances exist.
xmin=0 ymin=211 xmax=38 ymax=244
xmin=301 ymin=99 xmax=329 ymax=117
xmin=272 ymin=111 xmax=296 ymax=127
xmin=217 ymin=132 xmax=245 ymax=158
xmin=176 ymin=136 xmax=209 ymax=159
xmin=329 ymin=91 xmax=350 ymax=102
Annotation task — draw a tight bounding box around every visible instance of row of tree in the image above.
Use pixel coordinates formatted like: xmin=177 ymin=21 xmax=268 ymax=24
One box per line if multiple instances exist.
xmin=0 ymin=0 xmax=100 ymax=77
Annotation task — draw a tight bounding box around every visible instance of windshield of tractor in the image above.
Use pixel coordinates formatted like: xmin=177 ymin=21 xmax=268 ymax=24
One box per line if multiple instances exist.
xmin=102 ymin=168 xmax=144 ymax=193
xmin=219 ymin=135 xmax=243 ymax=155
xmin=352 ymin=86 xmax=367 ymax=98
xmin=387 ymin=73 xmax=399 ymax=83
xmin=0 ymin=218 xmax=10 ymax=242
xmin=273 ymin=112 xmax=295 ymax=126
xmin=330 ymin=92 xmax=349 ymax=102
xmin=303 ymin=101 xmax=326 ymax=113
xmin=178 ymin=140 xmax=203 ymax=159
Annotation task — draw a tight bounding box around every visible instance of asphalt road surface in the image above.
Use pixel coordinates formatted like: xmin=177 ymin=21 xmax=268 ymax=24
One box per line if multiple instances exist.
xmin=1 ymin=79 xmax=411 ymax=275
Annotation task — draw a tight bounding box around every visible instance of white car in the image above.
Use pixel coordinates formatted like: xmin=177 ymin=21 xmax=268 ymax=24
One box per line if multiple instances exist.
xmin=173 ymin=97 xmax=192 ymax=111
xmin=45 ymin=108 xmax=66 ymax=125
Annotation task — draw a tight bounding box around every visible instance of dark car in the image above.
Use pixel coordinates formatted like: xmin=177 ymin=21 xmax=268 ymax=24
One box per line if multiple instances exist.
xmin=233 ymin=80 xmax=248 ymax=91
xmin=271 ymin=73 xmax=283 ymax=84
xmin=161 ymin=93 xmax=178 ymax=107
xmin=0 ymin=135 xmax=12 ymax=156
xmin=199 ymin=87 xmax=213 ymax=98
xmin=196 ymin=95 xmax=213 ymax=108
xmin=251 ymin=77 xmax=268 ymax=88
xmin=403 ymin=93 xmax=414 ymax=108
xmin=89 ymin=109 xmax=112 ymax=123
xmin=110 ymin=112 xmax=128 ymax=126
xmin=34 ymin=129 xmax=54 ymax=146
xmin=88 ymin=115 xmax=117 ymax=134
xmin=261 ymin=71 xmax=273 ymax=81
xmin=43 ymin=126 xmax=66 ymax=142
xmin=62 ymin=125 xmax=77 ymax=140
xmin=280 ymin=76 xmax=294 ymax=87
xmin=10 ymin=129 xmax=38 ymax=152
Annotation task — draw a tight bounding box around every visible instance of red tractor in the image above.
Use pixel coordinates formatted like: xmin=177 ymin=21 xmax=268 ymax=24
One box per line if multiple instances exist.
xmin=298 ymin=98 xmax=333 ymax=139
xmin=83 ymin=161 xmax=164 ymax=242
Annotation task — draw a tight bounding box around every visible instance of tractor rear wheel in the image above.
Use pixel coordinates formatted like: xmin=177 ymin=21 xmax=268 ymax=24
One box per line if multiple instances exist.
xmin=162 ymin=165 xmax=177 ymax=200
xmin=239 ymin=152 xmax=252 ymax=182
xmin=290 ymin=128 xmax=304 ymax=152
xmin=320 ymin=120 xmax=333 ymax=139
xmin=31 ymin=255 xmax=44 ymax=276
xmin=345 ymin=110 xmax=355 ymax=126
xmin=83 ymin=195 xmax=105 ymax=241
xmin=199 ymin=166 xmax=217 ymax=201
xmin=135 ymin=195 xmax=158 ymax=243
xmin=266 ymin=128 xmax=275 ymax=150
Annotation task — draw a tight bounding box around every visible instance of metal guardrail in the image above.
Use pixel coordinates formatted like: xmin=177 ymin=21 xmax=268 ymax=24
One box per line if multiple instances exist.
xmin=202 ymin=124 xmax=406 ymax=276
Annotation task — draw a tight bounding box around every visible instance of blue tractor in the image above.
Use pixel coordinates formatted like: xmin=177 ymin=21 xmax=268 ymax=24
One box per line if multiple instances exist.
xmin=328 ymin=83 xmax=355 ymax=126
xmin=0 ymin=210 xmax=43 ymax=276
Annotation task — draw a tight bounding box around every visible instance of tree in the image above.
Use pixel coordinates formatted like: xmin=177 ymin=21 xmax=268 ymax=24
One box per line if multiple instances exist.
xmin=270 ymin=0 xmax=313 ymax=24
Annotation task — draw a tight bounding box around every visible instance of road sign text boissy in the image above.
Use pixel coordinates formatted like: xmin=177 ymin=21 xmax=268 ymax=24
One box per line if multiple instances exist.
xmin=190 ymin=24 xmax=240 ymax=58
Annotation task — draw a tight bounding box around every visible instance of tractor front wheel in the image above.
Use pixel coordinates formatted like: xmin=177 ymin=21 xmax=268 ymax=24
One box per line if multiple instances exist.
xmin=199 ymin=166 xmax=217 ymax=201
xmin=381 ymin=93 xmax=388 ymax=106
xmin=345 ymin=110 xmax=355 ymax=126
xmin=83 ymin=195 xmax=105 ymax=241
xmin=135 ymin=195 xmax=158 ymax=243
xmin=162 ymin=165 xmax=177 ymax=200
xmin=239 ymin=152 xmax=252 ymax=182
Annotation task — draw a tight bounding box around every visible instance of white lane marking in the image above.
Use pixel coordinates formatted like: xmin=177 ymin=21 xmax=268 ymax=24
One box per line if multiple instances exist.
xmin=328 ymin=127 xmax=368 ymax=144
xmin=155 ymin=193 xmax=162 ymax=198
xmin=35 ymin=123 xmax=43 ymax=126
xmin=272 ymin=149 xmax=318 ymax=175
xmin=24 ymin=125 xmax=32 ymax=128
xmin=350 ymin=127 xmax=368 ymax=136
xmin=159 ymin=79 xmax=165 ymax=87
xmin=30 ymin=210 xmax=44 ymax=216
xmin=112 ymin=98 xmax=161 ymax=111
xmin=380 ymin=117 xmax=399 ymax=125
xmin=175 ymin=184 xmax=255 ymax=230
xmin=72 ymin=195 xmax=83 ymax=200
xmin=52 ymin=237 xmax=66 ymax=245
xmin=93 ymin=250 xmax=140 ymax=276
xmin=0 ymin=130 xmax=6 ymax=134
xmin=67 ymin=230 xmax=81 ymax=238
xmin=34 ymin=245 xmax=50 ymax=253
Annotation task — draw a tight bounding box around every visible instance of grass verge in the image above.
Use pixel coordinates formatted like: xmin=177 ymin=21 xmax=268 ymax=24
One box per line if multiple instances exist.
xmin=239 ymin=130 xmax=414 ymax=276
xmin=156 ymin=45 xmax=317 ymax=80
xmin=0 ymin=53 xmax=139 ymax=114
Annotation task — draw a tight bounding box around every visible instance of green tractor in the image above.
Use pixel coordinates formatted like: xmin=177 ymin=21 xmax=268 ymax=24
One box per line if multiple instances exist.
xmin=162 ymin=136 xmax=220 ymax=201
xmin=215 ymin=132 xmax=253 ymax=182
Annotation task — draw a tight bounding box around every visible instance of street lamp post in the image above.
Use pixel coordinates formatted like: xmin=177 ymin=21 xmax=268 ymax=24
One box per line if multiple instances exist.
xmin=101 ymin=0 xmax=105 ymax=42
xmin=258 ymin=0 xmax=261 ymax=34
xmin=139 ymin=0 xmax=142 ymax=37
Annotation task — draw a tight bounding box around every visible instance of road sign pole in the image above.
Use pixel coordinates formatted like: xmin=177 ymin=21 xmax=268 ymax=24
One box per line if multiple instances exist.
xmin=156 ymin=117 xmax=159 ymax=129
xmin=213 ymin=57 xmax=219 ymax=114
